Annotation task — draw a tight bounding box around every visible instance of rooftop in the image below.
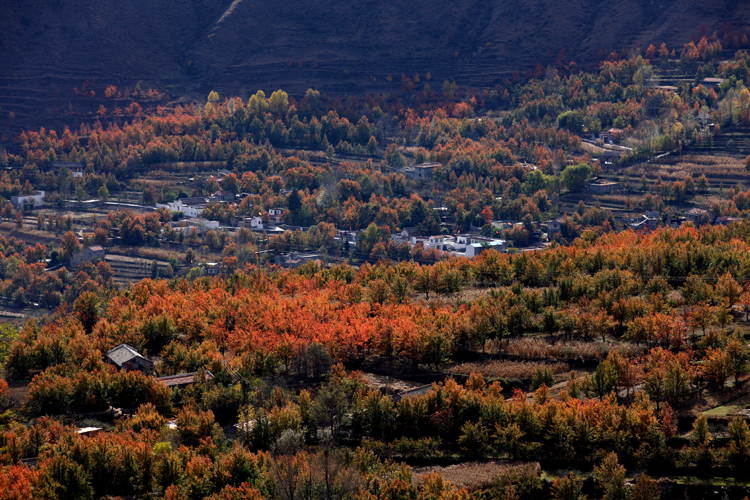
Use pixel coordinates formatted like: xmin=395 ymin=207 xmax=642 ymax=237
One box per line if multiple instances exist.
xmin=470 ymin=240 xmax=506 ymax=248
xmin=686 ymin=208 xmax=709 ymax=215
xmin=392 ymin=384 xmax=433 ymax=403
xmin=588 ymin=179 xmax=621 ymax=185
xmin=106 ymin=344 xmax=147 ymax=367
xmin=157 ymin=371 xmax=214 ymax=387
xmin=49 ymin=161 xmax=84 ymax=169
xmin=77 ymin=427 xmax=103 ymax=435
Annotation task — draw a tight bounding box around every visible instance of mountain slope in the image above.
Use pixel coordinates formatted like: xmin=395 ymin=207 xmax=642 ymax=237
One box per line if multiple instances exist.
xmin=1 ymin=0 xmax=749 ymax=139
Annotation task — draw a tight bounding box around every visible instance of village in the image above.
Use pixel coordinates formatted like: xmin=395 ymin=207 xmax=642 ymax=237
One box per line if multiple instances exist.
xmin=5 ymin=154 xmax=744 ymax=283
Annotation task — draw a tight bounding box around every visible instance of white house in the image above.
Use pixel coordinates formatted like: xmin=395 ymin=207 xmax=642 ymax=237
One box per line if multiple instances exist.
xmin=11 ymin=191 xmax=45 ymax=209
xmin=173 ymin=218 xmax=220 ymax=235
xmin=269 ymin=208 xmax=287 ymax=223
xmin=426 ymin=235 xmax=456 ymax=251
xmin=157 ymin=198 xmax=206 ymax=217
xmin=465 ymin=240 xmax=507 ymax=257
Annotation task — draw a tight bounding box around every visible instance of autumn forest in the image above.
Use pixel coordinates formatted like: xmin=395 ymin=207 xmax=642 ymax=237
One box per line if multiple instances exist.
xmin=3 ymin=29 xmax=750 ymax=500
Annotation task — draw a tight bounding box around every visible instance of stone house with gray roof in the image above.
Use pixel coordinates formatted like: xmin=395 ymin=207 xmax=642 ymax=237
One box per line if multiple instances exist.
xmin=106 ymin=344 xmax=154 ymax=375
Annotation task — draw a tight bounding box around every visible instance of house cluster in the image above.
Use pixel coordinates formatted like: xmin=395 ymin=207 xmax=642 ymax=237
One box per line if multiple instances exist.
xmin=156 ymin=190 xmax=236 ymax=218
xmin=391 ymin=227 xmax=507 ymax=258
xmin=623 ymin=211 xmax=661 ymax=231
xmin=549 ymin=206 xmax=746 ymax=240
xmin=233 ymin=215 xmax=284 ymax=233
xmin=681 ymin=208 xmax=742 ymax=227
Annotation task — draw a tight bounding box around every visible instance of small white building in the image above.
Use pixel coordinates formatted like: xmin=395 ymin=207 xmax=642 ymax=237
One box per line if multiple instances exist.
xmin=438 ymin=234 xmax=507 ymax=257
xmin=11 ymin=191 xmax=45 ymax=209
xmin=426 ymin=235 xmax=456 ymax=251
xmin=157 ymin=198 xmax=207 ymax=218
xmin=174 ymin=218 xmax=220 ymax=235
xmin=247 ymin=216 xmax=264 ymax=229
xmin=337 ymin=230 xmax=358 ymax=244
xmin=465 ymin=240 xmax=507 ymax=257
xmin=269 ymin=208 xmax=287 ymax=223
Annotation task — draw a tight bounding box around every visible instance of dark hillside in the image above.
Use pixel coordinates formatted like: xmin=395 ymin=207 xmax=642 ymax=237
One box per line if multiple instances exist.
xmin=4 ymin=0 xmax=750 ymax=89
xmin=1 ymin=0 xmax=750 ymax=138
xmin=189 ymin=0 xmax=750 ymax=94
xmin=0 ymin=0 xmax=227 ymax=82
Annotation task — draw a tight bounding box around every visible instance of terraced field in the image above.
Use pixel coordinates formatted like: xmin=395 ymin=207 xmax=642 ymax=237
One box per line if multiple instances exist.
xmin=104 ymin=254 xmax=174 ymax=286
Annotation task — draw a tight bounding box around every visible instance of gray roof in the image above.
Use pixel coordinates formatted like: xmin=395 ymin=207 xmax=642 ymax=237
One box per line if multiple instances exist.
xmin=179 ymin=197 xmax=209 ymax=205
xmin=107 ymin=344 xmax=151 ymax=367
xmin=50 ymin=161 xmax=84 ymax=169
xmin=157 ymin=371 xmax=214 ymax=388
xmin=392 ymin=384 xmax=433 ymax=403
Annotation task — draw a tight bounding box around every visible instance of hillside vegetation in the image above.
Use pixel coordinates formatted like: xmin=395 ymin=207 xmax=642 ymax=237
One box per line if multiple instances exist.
xmin=5 ymin=17 xmax=750 ymax=499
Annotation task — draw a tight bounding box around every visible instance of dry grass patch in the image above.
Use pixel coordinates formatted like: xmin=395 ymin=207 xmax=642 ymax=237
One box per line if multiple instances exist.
xmin=108 ymin=245 xmax=189 ymax=262
xmin=624 ymin=155 xmax=747 ymax=181
xmin=492 ymin=338 xmax=643 ymax=361
xmin=449 ymin=360 xmax=569 ymax=379
xmin=414 ymin=462 xmax=540 ymax=492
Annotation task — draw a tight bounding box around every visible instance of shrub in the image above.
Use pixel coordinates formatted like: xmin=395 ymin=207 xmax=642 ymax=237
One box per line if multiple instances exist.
xmin=450 ymin=361 xmax=569 ymax=380
xmin=531 ymin=366 xmax=555 ymax=390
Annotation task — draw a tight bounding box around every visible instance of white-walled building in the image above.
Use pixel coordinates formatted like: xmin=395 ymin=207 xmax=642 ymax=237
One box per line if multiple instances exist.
xmin=171 ymin=218 xmax=220 ymax=235
xmin=464 ymin=240 xmax=507 ymax=257
xmin=269 ymin=208 xmax=287 ymax=223
xmin=157 ymin=198 xmax=207 ymax=217
xmin=11 ymin=191 xmax=45 ymax=209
